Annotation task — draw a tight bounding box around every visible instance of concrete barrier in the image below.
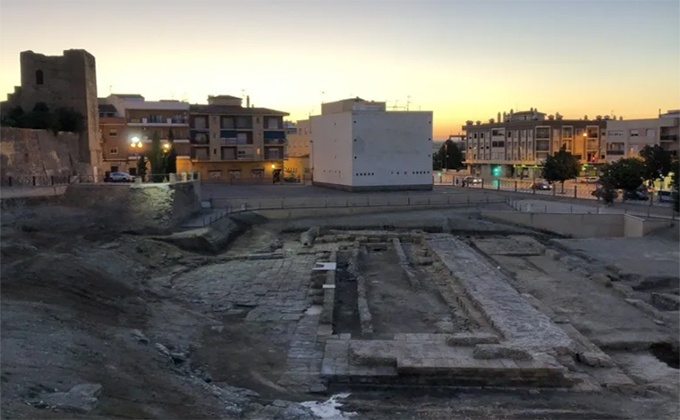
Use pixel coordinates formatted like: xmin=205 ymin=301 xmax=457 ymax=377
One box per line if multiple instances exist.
xmin=481 ymin=211 xmax=623 ymax=238
xmin=623 ymin=214 xmax=674 ymax=237
xmin=481 ymin=211 xmax=675 ymax=238
xmin=0 ymin=185 xmax=68 ymax=200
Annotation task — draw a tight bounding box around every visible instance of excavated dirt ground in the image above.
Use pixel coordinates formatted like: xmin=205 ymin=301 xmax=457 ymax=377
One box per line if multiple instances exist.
xmin=1 ymin=201 xmax=679 ymax=419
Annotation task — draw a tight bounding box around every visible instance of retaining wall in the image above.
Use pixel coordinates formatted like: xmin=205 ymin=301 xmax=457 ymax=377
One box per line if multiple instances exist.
xmin=63 ymin=180 xmax=201 ymax=233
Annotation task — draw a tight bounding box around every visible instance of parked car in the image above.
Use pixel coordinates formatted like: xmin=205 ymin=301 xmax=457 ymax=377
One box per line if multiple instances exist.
xmin=531 ymin=181 xmax=552 ymax=191
xmin=657 ymin=190 xmax=678 ymax=203
xmin=463 ymin=176 xmax=483 ymax=185
xmin=106 ymin=171 xmax=135 ymax=183
xmin=623 ymin=188 xmax=649 ymax=201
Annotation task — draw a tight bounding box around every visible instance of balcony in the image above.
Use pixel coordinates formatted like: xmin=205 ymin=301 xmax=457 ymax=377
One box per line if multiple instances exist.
xmin=263 ymin=131 xmax=286 ymax=145
xmin=661 ymin=135 xmax=678 ymax=141
xmin=128 ymin=117 xmax=188 ymax=126
xmin=606 ymin=150 xmax=625 ymax=156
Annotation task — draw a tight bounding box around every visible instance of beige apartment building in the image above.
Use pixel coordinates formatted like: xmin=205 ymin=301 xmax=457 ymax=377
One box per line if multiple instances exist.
xmin=99 ymin=94 xmax=192 ymax=175
xmin=188 ymin=95 xmax=289 ymax=182
xmin=463 ymin=109 xmax=608 ymax=179
xmin=284 ymin=119 xmax=311 ymax=181
xmin=604 ymin=110 xmax=679 ymax=162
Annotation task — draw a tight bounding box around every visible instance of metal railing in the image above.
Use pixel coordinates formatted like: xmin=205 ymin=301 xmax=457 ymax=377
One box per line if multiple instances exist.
xmin=210 ymin=192 xmax=505 ymax=214
xmin=449 ymin=178 xmax=675 ymax=206
xmin=1 ymin=172 xmax=200 ymax=187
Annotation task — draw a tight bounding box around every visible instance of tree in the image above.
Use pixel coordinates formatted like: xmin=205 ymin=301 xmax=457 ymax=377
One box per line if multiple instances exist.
xmin=541 ymin=145 xmax=580 ymax=193
xmin=147 ymin=131 xmax=167 ymax=182
xmin=438 ymin=140 xmax=465 ymax=171
xmin=165 ymin=147 xmax=177 ymax=175
xmin=164 ymin=128 xmax=177 ymax=175
xmin=136 ymin=155 xmax=148 ymax=181
xmin=0 ymin=106 xmax=26 ymax=127
xmin=28 ymin=102 xmax=55 ymax=130
xmin=600 ymin=157 xmax=646 ymax=201
xmin=639 ymin=145 xmax=672 ymax=187
xmin=54 ymin=107 xmax=84 ymax=133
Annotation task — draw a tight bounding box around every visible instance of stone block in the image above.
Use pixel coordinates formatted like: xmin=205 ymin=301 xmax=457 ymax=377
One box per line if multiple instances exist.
xmin=446 ymin=333 xmax=500 ymax=346
xmin=651 ymin=293 xmax=680 ymax=311
xmin=544 ymin=249 xmax=561 ymax=260
xmin=589 ymin=272 xmax=611 ymax=287
xmin=473 ymin=344 xmax=534 ymax=361
xmin=577 ymin=351 xmax=614 ymax=368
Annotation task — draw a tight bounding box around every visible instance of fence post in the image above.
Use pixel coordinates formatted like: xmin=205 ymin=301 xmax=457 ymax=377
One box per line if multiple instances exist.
xmin=8 ymin=176 xmax=11 ymax=187
xmin=481 ymin=179 xmax=485 ymax=190
xmin=573 ymin=185 xmax=577 ymax=198
xmin=514 ymin=181 xmax=518 ymax=192
xmin=51 ymin=176 xmax=54 ymax=185
xmin=497 ymin=181 xmax=500 ymax=191
xmin=32 ymin=176 xmax=36 ymax=186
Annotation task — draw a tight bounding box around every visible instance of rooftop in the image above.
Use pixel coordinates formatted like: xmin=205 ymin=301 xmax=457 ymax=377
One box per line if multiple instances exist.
xmin=189 ymin=104 xmax=288 ymax=116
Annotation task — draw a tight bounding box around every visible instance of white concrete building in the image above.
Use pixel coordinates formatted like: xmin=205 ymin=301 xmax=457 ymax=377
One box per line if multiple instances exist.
xmin=311 ymin=97 xmax=433 ymax=191
xmin=604 ymin=110 xmax=679 ymax=162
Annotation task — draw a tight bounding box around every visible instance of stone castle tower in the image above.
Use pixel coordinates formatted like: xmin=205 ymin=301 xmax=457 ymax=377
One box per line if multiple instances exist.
xmin=3 ymin=49 xmax=103 ymax=178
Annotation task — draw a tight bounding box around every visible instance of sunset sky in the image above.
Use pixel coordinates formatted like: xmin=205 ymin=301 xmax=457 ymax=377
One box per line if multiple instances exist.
xmin=1 ymin=0 xmax=678 ymax=139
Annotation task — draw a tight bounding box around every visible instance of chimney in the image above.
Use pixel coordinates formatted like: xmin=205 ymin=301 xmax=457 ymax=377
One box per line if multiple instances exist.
xmin=497 ymin=112 xmax=501 ymax=123
xmin=246 ymin=96 xmax=250 ymax=108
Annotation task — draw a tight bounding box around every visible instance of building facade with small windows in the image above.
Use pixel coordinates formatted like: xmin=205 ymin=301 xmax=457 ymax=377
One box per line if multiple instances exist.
xmin=604 ymin=110 xmax=679 ymax=162
xmin=463 ymin=109 xmax=607 ymax=179
xmin=98 ymin=101 xmax=128 ymax=173
xmin=188 ymin=95 xmax=289 ymax=182
xmin=310 ymin=97 xmax=433 ymax=191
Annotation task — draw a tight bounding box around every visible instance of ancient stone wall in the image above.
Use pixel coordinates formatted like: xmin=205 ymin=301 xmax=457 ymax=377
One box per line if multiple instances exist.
xmin=2 ymin=49 xmax=102 ymax=177
xmin=62 ymin=181 xmax=201 ymax=233
xmin=0 ymin=127 xmax=90 ymax=183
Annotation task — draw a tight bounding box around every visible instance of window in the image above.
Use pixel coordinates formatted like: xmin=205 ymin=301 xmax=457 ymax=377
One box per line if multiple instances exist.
xmin=562 ymin=126 xmax=573 ymax=139
xmin=194 ymin=116 xmax=208 ymax=129
xmin=630 ymin=129 xmax=639 ymax=137
xmin=109 ymin=148 xmax=118 ymax=154
xmin=646 ymin=129 xmax=655 ymax=137
xmin=252 ymin=169 xmax=264 ymax=178
xmin=36 ymin=69 xmax=44 ymax=85
xmin=535 ymin=127 xmax=550 ymax=139
xmin=109 ymin=129 xmax=117 ymax=137
xmin=209 ymin=170 xmax=223 ymax=179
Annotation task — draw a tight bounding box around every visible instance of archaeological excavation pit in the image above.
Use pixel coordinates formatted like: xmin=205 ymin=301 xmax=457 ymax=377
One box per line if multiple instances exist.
xmin=300 ymin=230 xmax=584 ymax=391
